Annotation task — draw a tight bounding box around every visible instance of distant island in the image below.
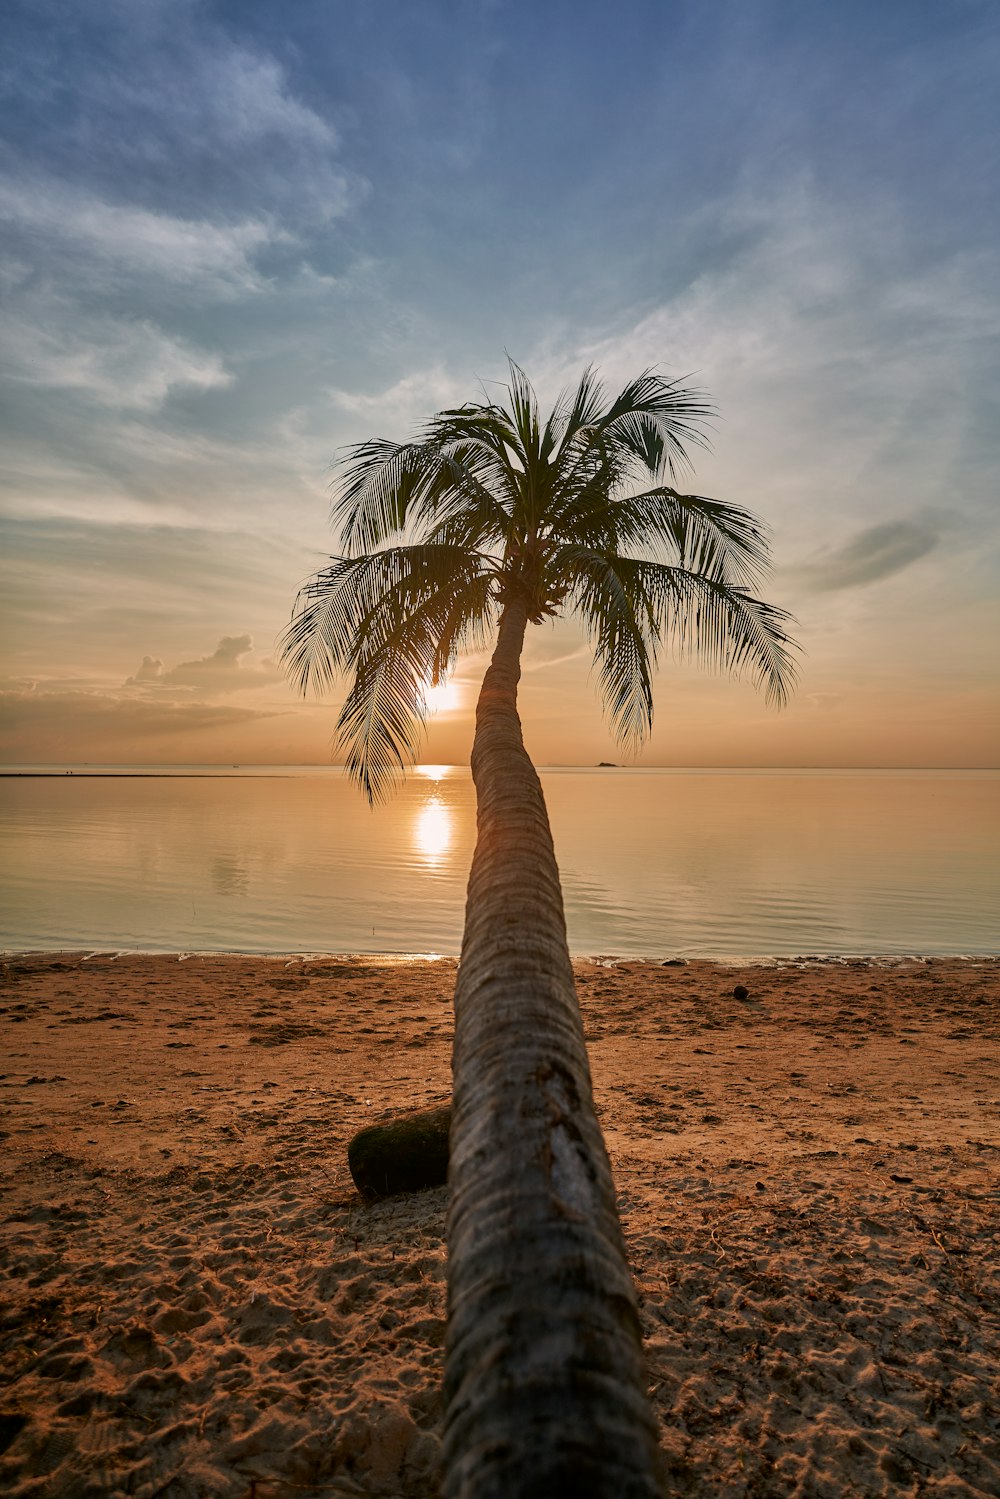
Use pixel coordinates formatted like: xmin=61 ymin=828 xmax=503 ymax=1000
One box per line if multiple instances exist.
xmin=597 ymin=762 xmax=618 ymax=767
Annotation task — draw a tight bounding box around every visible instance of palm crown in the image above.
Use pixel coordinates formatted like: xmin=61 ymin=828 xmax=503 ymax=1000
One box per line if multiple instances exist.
xmin=282 ymin=362 xmax=797 ymax=800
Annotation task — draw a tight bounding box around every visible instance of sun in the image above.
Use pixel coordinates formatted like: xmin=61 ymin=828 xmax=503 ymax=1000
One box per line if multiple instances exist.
xmin=424 ymin=679 xmax=462 ymax=715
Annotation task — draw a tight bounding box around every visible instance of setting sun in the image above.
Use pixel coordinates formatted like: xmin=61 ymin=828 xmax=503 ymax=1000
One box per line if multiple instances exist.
xmin=424 ymin=680 xmax=462 ymax=715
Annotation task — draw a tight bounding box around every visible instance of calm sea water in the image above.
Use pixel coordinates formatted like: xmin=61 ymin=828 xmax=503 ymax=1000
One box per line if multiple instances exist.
xmin=1 ymin=767 xmax=997 ymax=958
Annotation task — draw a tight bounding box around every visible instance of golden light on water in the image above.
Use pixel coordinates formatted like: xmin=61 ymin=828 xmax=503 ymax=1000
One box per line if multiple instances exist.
xmin=414 ymin=796 xmax=453 ymax=863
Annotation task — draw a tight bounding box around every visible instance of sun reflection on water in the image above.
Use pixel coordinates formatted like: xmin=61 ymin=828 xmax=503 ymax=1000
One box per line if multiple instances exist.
xmin=416 ymin=764 xmax=454 ymax=781
xmin=414 ymin=796 xmax=453 ymax=864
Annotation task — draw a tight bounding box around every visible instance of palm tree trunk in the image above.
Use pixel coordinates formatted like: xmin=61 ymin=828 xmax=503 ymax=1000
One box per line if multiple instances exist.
xmin=442 ymin=595 xmax=664 ymax=1499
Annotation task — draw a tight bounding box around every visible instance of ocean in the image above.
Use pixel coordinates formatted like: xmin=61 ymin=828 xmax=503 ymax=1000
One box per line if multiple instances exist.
xmin=1 ymin=767 xmax=996 ymax=959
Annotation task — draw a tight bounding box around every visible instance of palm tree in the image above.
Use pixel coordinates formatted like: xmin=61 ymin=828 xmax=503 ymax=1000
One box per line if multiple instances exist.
xmin=282 ymin=363 xmax=796 ymax=1498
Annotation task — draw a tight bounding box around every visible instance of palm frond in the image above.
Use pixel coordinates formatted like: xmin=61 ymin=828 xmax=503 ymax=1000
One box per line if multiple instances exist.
xmin=281 ymin=554 xmax=376 ymax=696
xmin=338 ymin=636 xmax=429 ymax=804
xmin=280 ymin=544 xmax=495 ymax=800
xmin=504 ymin=359 xmax=540 ymax=471
xmin=563 ymin=369 xmax=713 ymax=487
xmin=333 ymin=440 xmax=441 ymax=554
xmin=338 ymin=569 xmax=496 ymax=801
xmin=424 ymin=441 xmax=517 ymax=540
xmin=605 ymin=488 xmax=773 ymax=589
xmin=555 ymin=547 xmax=659 ymax=750
xmin=553 ymin=546 xmax=797 ymax=745
xmin=429 ymin=406 xmax=521 ymax=476
xmin=280 ymin=545 xmax=488 ymax=693
xmin=613 ymin=556 xmax=799 ymax=708
xmin=551 ymin=366 xmax=606 ymax=461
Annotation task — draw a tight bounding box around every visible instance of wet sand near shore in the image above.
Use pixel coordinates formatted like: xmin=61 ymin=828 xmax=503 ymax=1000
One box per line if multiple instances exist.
xmin=1 ymin=952 xmax=998 ymax=1497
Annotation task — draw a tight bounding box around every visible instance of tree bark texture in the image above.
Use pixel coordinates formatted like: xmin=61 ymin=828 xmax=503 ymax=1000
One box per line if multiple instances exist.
xmin=442 ymin=596 xmax=664 ymax=1498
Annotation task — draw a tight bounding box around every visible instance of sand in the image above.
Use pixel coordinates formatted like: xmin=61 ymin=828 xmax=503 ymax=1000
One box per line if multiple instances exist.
xmin=1 ymin=951 xmax=998 ymax=1498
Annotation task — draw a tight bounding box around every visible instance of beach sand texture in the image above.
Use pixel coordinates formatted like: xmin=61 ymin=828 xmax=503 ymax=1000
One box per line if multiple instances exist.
xmin=1 ymin=952 xmax=998 ymax=1498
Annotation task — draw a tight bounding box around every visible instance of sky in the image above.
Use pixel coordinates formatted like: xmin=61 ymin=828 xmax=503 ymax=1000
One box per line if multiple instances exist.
xmin=2 ymin=0 xmax=998 ymax=770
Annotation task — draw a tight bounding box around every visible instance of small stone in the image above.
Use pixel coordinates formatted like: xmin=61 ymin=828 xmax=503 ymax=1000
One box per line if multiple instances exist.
xmin=733 ymin=984 xmax=749 ymax=1001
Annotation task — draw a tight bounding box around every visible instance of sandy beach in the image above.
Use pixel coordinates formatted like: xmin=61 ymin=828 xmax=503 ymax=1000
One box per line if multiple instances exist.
xmin=1 ymin=951 xmax=998 ymax=1497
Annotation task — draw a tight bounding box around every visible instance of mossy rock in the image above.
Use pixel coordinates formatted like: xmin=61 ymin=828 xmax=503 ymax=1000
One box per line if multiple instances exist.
xmin=348 ymin=1104 xmax=452 ymax=1198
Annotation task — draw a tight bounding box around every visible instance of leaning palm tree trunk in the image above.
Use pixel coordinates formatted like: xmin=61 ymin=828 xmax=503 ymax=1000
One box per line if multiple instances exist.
xmin=443 ymin=595 xmax=664 ymax=1498
xmin=281 ymin=363 xmax=797 ymax=1494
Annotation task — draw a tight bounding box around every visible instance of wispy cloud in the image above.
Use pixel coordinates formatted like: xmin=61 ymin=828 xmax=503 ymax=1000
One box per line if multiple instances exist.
xmin=2 ymin=4 xmax=355 ymax=226
xmin=0 ymin=3 xmax=365 ymax=493
xmin=327 ymin=365 xmax=470 ymax=433
xmin=0 ymin=685 xmax=282 ymax=741
xmin=1 ymin=295 xmax=231 ymax=411
xmin=0 ymin=633 xmax=290 ymax=763
xmin=522 ymin=643 xmax=592 ymax=675
xmin=138 ymin=43 xmax=337 ymax=153
xmin=795 ymin=521 xmax=939 ymax=593
xmin=557 ymin=181 xmax=1000 ymax=543
xmin=0 ymin=178 xmax=279 ymax=293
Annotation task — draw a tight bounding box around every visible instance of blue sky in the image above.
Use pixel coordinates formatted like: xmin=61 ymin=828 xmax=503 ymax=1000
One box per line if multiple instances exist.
xmin=2 ymin=0 xmax=998 ymax=766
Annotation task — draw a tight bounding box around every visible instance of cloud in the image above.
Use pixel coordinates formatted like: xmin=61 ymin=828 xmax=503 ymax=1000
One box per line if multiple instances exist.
xmin=795 ymin=521 xmax=939 ymax=592
xmin=548 ymin=180 xmax=1000 ymax=544
xmin=327 ymin=365 xmax=470 ymax=434
xmin=801 ymin=692 xmax=845 ymax=712
xmin=522 ymin=644 xmax=592 ymax=674
xmin=129 ymin=656 xmax=164 ymax=684
xmin=0 ymin=178 xmax=277 ymax=293
xmin=0 ymin=686 xmax=281 ymax=740
xmin=1 ymin=295 xmax=232 ymax=410
xmin=2 ymin=5 xmax=358 ymax=232
xmin=0 ymin=5 xmax=366 ymax=458
xmin=124 ymin=635 xmax=281 ymax=696
xmin=140 ymin=43 xmax=337 ymax=154
xmin=1 ymin=641 xmax=291 ymax=762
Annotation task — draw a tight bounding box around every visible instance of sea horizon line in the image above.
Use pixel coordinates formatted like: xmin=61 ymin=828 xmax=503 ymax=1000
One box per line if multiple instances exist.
xmin=2 ymin=762 xmax=998 ymax=776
